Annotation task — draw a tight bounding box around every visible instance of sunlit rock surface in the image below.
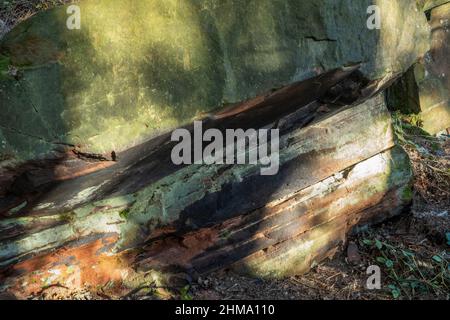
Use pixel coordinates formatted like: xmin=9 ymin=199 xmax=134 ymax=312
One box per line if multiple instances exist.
xmin=415 ymin=3 xmax=450 ymax=134
xmin=417 ymin=0 xmax=450 ymax=11
xmin=0 ymin=0 xmax=430 ymax=162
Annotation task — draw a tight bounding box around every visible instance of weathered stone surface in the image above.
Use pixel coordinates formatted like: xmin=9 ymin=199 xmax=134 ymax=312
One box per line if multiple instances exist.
xmin=417 ymin=0 xmax=450 ymax=11
xmin=0 ymin=91 xmax=394 ymax=266
xmin=0 ymin=0 xmax=430 ymax=163
xmin=386 ymin=66 xmax=421 ymax=114
xmin=415 ymin=3 xmax=450 ymax=134
xmin=0 ymin=144 xmax=412 ymax=295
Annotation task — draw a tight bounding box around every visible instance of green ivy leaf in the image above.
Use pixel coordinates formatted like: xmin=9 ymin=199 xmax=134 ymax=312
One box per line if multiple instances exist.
xmin=385 ymin=259 xmax=394 ymax=268
xmin=362 ymin=239 xmax=373 ymax=246
xmin=391 ymin=288 xmax=401 ymax=298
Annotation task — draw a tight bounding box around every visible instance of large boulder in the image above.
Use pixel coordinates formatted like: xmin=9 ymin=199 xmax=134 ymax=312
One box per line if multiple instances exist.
xmin=0 ymin=0 xmax=430 ymax=163
xmin=0 ymin=0 xmax=429 ymax=297
xmin=417 ymin=0 xmax=450 ymax=11
xmin=387 ymin=2 xmax=450 ymax=134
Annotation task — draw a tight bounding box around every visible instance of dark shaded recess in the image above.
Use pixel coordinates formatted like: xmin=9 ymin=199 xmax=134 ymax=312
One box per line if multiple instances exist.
xmin=0 ymin=63 xmax=399 ymax=280
xmin=385 ymin=65 xmax=421 ymax=114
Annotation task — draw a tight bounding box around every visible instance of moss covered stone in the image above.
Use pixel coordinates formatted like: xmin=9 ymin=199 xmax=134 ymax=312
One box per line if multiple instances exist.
xmin=0 ymin=0 xmax=430 ymax=162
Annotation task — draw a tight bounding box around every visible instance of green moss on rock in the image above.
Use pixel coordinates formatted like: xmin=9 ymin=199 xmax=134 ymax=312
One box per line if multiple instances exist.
xmin=0 ymin=0 xmax=430 ymax=162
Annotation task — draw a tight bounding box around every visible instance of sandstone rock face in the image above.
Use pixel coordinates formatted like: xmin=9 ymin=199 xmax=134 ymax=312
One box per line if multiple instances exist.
xmin=0 ymin=0 xmax=430 ymax=162
xmin=417 ymin=0 xmax=450 ymax=11
xmin=0 ymin=90 xmax=413 ymax=292
xmin=415 ymin=2 xmax=450 ymax=134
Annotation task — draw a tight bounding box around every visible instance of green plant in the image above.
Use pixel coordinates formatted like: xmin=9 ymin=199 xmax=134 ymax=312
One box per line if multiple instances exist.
xmin=219 ymin=229 xmax=232 ymax=240
xmin=361 ymin=237 xmax=449 ymax=299
xmin=179 ymin=285 xmax=193 ymax=300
